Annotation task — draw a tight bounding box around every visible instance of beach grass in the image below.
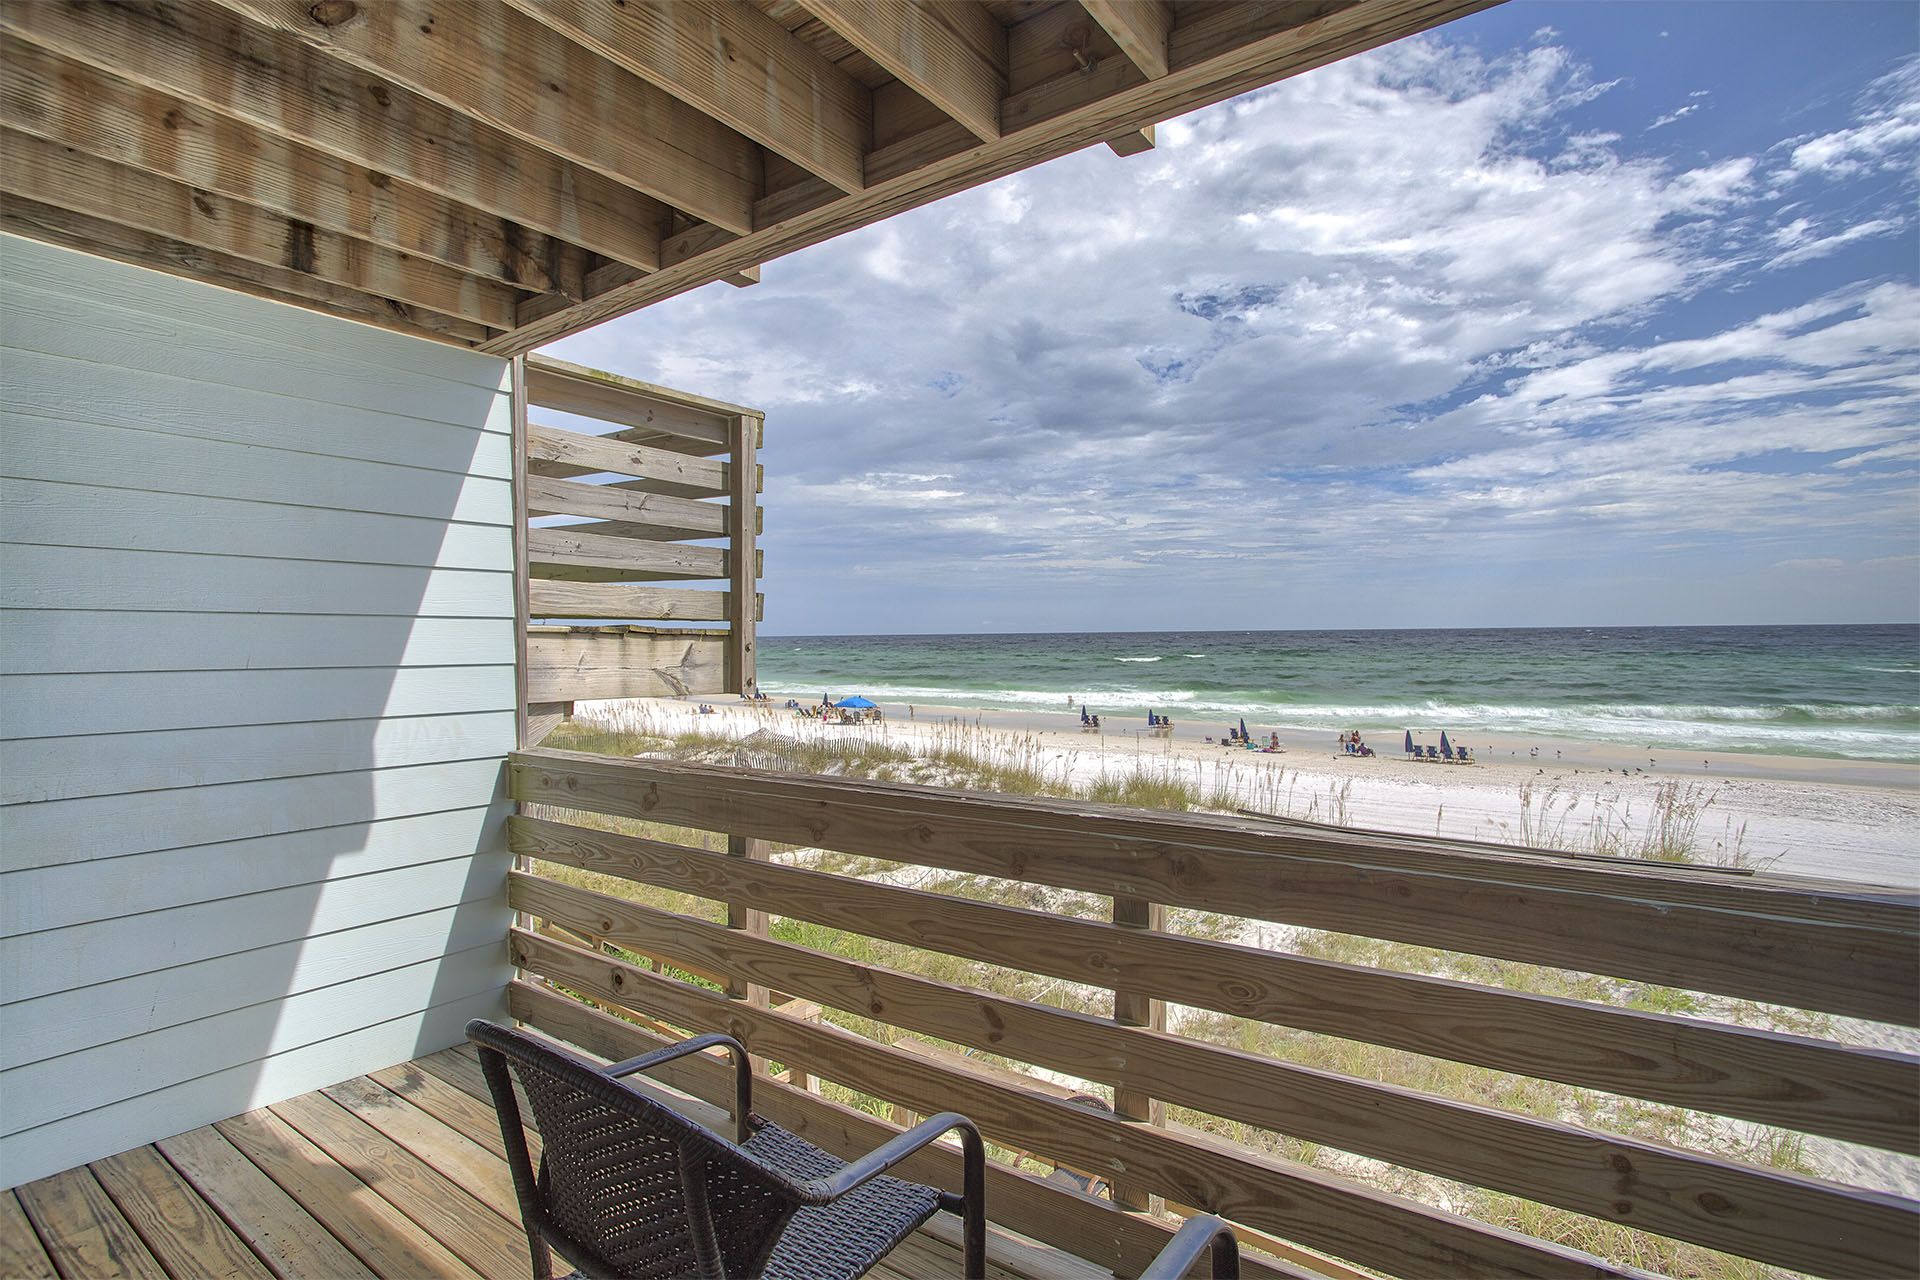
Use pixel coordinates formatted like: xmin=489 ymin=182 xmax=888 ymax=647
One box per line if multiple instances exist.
xmin=526 ymin=703 xmax=1836 ymax=1278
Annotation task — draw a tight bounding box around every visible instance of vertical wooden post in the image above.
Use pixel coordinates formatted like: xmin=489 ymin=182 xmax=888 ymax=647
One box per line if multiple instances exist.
xmin=725 ymin=835 xmax=772 ymax=1070
xmin=1109 ymin=894 xmax=1166 ymax=1212
xmin=723 ymin=411 xmax=770 ymax=1063
xmin=726 ymin=412 xmax=759 ymax=699
xmin=508 ymin=355 xmax=534 ymax=953
xmin=509 ymin=354 xmax=531 ymax=750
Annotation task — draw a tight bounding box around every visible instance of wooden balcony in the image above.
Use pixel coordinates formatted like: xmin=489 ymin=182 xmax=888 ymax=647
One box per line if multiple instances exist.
xmin=6 ymin=745 xmax=1915 ymax=1279
xmin=2 ymin=1043 xmax=1102 ymax=1280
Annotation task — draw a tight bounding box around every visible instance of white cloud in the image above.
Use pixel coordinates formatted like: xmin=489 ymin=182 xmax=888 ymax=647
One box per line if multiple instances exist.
xmin=548 ymin=27 xmax=1920 ymax=631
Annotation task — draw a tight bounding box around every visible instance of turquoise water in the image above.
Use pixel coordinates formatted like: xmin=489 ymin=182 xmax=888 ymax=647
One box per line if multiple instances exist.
xmin=757 ymin=625 xmax=1920 ymax=764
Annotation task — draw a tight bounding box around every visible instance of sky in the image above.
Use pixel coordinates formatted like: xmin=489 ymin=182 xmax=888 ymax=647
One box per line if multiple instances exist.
xmin=545 ymin=1 xmax=1920 ymax=636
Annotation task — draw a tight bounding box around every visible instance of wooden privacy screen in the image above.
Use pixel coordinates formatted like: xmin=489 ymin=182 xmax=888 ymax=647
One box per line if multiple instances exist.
xmin=505 ymin=747 xmax=1920 ymax=1280
xmin=514 ymin=355 xmax=763 ymax=744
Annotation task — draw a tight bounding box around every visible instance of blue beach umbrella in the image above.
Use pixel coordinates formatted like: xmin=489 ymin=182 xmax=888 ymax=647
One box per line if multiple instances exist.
xmin=835 ymin=696 xmax=877 ymax=709
xmin=1239 ymin=717 xmax=1249 ymax=742
xmin=1440 ymin=731 xmax=1452 ymax=757
xmin=1405 ymin=730 xmax=1415 ymax=755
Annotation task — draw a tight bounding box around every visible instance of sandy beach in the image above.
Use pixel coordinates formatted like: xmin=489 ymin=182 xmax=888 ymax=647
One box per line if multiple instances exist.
xmin=587 ymin=695 xmax=1919 ymax=889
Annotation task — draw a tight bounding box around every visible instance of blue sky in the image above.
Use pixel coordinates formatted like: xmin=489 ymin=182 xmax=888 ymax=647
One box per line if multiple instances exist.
xmin=546 ymin=2 xmax=1920 ymax=636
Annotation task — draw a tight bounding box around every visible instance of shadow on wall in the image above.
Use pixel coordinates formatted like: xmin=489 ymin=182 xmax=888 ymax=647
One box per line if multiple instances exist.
xmin=0 ymin=232 xmax=517 ymax=1185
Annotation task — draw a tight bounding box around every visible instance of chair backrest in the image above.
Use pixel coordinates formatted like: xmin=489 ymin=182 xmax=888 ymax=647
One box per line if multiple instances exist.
xmin=469 ymin=1022 xmax=800 ymax=1279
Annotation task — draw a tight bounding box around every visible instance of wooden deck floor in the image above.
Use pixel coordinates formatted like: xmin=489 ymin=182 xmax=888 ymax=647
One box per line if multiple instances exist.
xmin=2 ymin=1044 xmax=1109 ymax=1280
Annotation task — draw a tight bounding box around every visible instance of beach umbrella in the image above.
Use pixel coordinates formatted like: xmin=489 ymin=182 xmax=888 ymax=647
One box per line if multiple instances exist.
xmin=1440 ymin=731 xmax=1452 ymax=756
xmin=1239 ymin=717 xmax=1249 ymax=742
xmin=1405 ymin=730 xmax=1415 ymax=755
xmin=835 ymin=696 xmax=877 ymax=709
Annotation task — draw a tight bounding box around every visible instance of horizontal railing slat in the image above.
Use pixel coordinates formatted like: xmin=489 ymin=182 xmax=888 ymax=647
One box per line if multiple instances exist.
xmin=509 ymin=931 xmax=1649 ymax=1280
xmin=525 ymin=423 xmax=728 ymax=496
xmin=505 ymin=981 xmax=1310 ymax=1280
xmin=510 ymin=874 xmax=1918 ymax=1277
xmin=525 ymin=528 xmax=726 ymax=579
xmin=525 ymin=474 xmax=729 ymax=541
xmin=525 ymin=631 xmax=730 ymax=701
xmin=509 ymin=814 xmax=1919 ymax=1154
xmin=508 ymin=749 xmax=1920 ymax=1025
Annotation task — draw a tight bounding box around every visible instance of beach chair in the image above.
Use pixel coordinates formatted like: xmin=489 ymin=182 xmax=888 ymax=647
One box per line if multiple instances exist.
xmin=1426 ymin=745 xmax=1440 ymax=759
xmin=467 ymin=1020 xmax=986 ymax=1280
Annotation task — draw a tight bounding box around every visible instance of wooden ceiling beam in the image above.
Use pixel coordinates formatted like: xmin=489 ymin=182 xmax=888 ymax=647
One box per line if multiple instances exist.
xmin=1081 ymin=0 xmax=1174 ymax=81
xmin=212 ymin=0 xmax=762 ymax=235
xmin=1 ymin=127 xmax=522 ymax=331
xmin=0 ymin=41 xmax=569 ymax=295
xmin=0 ymin=193 xmax=492 ymax=346
xmin=1107 ymin=122 xmax=1156 ymax=156
xmin=801 ymin=0 xmax=1008 ymax=143
xmin=509 ymin=0 xmax=871 ymax=196
xmin=488 ymin=0 xmax=1498 ymax=353
xmin=0 ymin=4 xmax=664 ymax=276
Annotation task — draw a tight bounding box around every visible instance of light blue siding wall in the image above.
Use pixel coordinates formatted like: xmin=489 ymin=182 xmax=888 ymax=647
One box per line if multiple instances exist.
xmin=0 ymin=234 xmax=517 ymax=1186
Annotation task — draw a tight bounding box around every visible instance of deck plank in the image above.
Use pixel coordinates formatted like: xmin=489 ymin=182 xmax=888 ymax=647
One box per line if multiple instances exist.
xmin=370 ymin=1056 xmax=535 ymax=1162
xmin=215 ymin=1108 xmax=482 ymax=1280
xmin=156 ymin=1124 xmax=377 ymax=1280
xmin=0 ymin=1189 xmax=59 ymax=1279
xmin=13 ymin=1165 xmax=168 ymax=1279
xmin=90 ymin=1144 xmax=275 ymax=1280
xmin=269 ymin=1091 xmax=527 ymax=1279
xmin=320 ymin=1076 xmax=523 ymax=1225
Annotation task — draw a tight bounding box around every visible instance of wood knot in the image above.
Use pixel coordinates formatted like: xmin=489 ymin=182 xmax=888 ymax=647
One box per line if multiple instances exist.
xmin=1697 ymin=1192 xmax=1735 ymax=1216
xmin=366 ymin=170 xmax=391 ymax=189
xmin=1608 ymin=1154 xmax=1633 ymax=1175
xmin=308 ymin=1 xmax=358 ymax=27
xmin=366 ymin=83 xmax=391 ymax=109
xmin=1612 ymin=1200 xmax=1633 ymax=1216
xmin=641 ymin=782 xmax=660 ymax=811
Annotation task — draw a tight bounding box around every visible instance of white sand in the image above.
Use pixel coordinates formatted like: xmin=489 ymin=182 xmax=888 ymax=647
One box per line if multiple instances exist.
xmin=600 ymin=696 xmax=1919 ymax=889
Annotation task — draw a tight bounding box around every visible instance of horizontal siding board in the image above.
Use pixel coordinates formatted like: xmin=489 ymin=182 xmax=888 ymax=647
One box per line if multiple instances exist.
xmin=4 ymin=906 xmax=507 ymax=1071
xmin=3 ymin=263 xmax=513 ymax=427
xmin=0 ymin=614 xmax=512 ymax=676
xmin=3 ymin=479 xmax=512 ymax=571
xmin=2 ymin=712 xmax=516 ymax=805
xmin=1 ymin=546 xmax=510 ymax=617
xmin=2 ymin=412 xmax=514 ymax=521
xmin=2 ymin=666 xmax=512 ymax=739
xmin=0 ymin=757 xmax=507 ymax=872
xmin=1 ymin=233 xmax=510 ymax=392
xmin=2 ymin=809 xmax=501 ymax=936
xmin=3 ymin=347 xmax=513 ymax=477
xmin=3 ymin=854 xmax=506 ymax=1003
xmin=0 ymin=990 xmax=508 ymax=1190
xmin=3 ymin=941 xmax=510 ymax=1130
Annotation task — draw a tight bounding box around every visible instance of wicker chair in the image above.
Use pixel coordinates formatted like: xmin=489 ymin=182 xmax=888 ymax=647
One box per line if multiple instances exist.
xmin=1140 ymin=1215 xmax=1240 ymax=1279
xmin=467 ymin=1020 xmax=986 ymax=1280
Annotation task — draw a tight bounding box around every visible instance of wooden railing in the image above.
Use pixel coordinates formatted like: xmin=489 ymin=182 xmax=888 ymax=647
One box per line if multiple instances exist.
xmin=505 ymin=746 xmax=1919 ymax=1279
xmin=514 ymin=356 xmax=764 ymax=744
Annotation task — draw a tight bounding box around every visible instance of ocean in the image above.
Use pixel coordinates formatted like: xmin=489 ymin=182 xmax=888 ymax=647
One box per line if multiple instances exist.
xmin=756 ymin=625 xmax=1920 ymax=764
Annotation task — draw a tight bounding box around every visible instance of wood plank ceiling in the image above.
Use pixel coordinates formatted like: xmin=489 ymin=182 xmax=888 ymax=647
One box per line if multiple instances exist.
xmin=1 ymin=0 xmax=1495 ymax=355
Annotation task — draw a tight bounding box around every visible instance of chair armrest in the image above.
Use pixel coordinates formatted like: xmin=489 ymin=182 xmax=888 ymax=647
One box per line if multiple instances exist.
xmin=800 ymin=1112 xmax=986 ymax=1278
xmin=1139 ymin=1214 xmax=1240 ymax=1280
xmin=800 ymin=1111 xmax=977 ymax=1201
xmin=603 ymin=1033 xmax=753 ymax=1144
